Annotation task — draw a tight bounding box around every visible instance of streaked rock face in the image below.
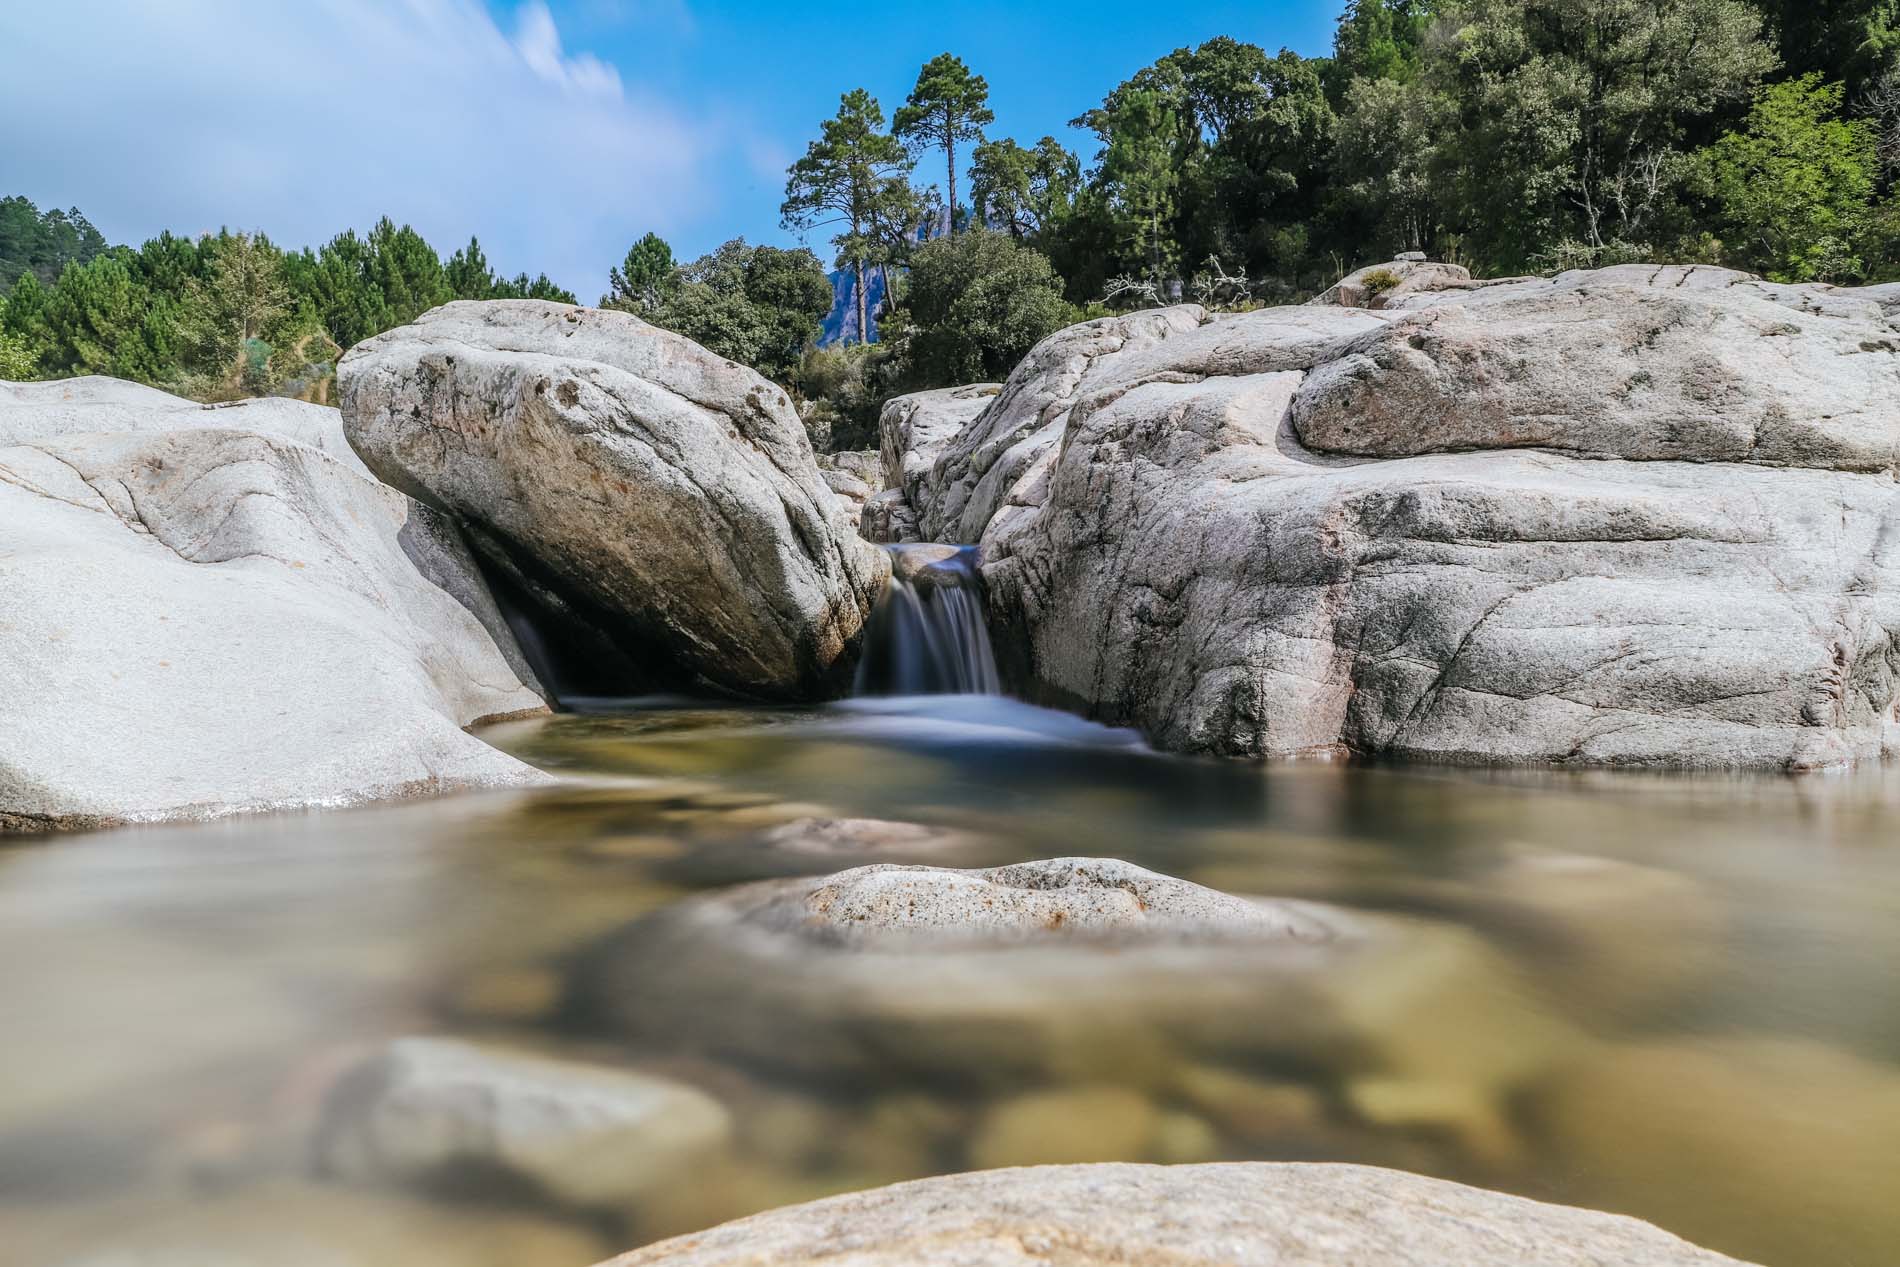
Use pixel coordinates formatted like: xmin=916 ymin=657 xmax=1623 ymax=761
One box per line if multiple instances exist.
xmin=593 ymin=1162 xmax=1759 ymax=1267
xmin=0 ymin=389 xmax=549 ymax=832
xmin=877 ymin=265 xmax=1900 ymax=770
xmin=340 ymin=300 xmax=888 ymax=701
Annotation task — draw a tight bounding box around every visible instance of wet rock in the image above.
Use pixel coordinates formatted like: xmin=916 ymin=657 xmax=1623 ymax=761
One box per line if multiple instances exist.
xmin=1169 ymin=1064 xmax=1328 ymax=1145
xmin=569 ymin=858 xmax=1568 ymax=1096
xmin=339 ymin=301 xmax=888 ymax=700
xmin=753 ymin=858 xmax=1346 ymax=950
xmin=968 ymin=1085 xmax=1158 ymax=1170
xmin=318 ymin=1038 xmax=730 ymax=1210
xmin=1 ymin=400 xmax=548 ymax=832
xmin=593 ymin=1162 xmax=1759 ymax=1266
xmin=757 ymin=816 xmax=974 ymax=857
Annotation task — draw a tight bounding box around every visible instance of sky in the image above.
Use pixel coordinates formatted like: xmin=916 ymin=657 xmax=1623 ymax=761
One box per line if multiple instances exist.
xmin=0 ymin=0 xmax=1340 ymax=300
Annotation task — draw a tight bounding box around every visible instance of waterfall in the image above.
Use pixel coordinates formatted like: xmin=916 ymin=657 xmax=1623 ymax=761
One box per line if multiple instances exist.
xmin=855 ymin=545 xmax=1001 ymax=696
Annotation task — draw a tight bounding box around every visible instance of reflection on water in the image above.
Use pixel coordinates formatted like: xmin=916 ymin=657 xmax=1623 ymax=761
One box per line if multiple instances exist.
xmin=2 ymin=696 xmax=1898 ymax=1266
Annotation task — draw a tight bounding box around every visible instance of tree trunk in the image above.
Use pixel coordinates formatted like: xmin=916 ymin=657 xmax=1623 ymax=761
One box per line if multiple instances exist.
xmin=854 ymin=257 xmax=868 ymax=345
xmin=947 ymin=123 xmax=958 ymax=237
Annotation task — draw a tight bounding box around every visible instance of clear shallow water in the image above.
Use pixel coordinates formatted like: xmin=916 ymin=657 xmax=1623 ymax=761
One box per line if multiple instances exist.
xmin=2 ymin=697 xmax=1898 ymax=1267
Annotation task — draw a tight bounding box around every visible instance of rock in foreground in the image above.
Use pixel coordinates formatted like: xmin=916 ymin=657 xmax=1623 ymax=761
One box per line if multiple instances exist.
xmin=594 ymin=1162 xmax=1757 ymax=1266
xmin=340 ymin=301 xmax=888 ymax=700
xmin=0 ymin=394 xmax=548 ymax=832
xmin=885 ymin=264 xmax=1900 ymax=769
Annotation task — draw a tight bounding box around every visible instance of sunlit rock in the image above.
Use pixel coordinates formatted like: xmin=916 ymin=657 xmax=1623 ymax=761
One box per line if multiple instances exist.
xmin=339 ymin=300 xmax=888 ymax=700
xmin=967 ymin=265 xmax=1900 ymax=769
xmin=592 ymin=1162 xmax=1759 ymax=1267
xmin=0 ymin=401 xmax=548 ymax=832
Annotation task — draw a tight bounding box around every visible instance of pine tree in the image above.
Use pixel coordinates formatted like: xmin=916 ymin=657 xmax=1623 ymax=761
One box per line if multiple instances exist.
xmin=893 ymin=54 xmax=995 ymax=234
xmin=782 ymin=90 xmax=915 ymax=343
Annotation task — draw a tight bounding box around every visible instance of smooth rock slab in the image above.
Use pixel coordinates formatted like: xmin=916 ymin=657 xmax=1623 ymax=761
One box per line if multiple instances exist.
xmin=318 ymin=1038 xmax=731 ymax=1209
xmin=0 ymin=417 xmax=548 ymax=832
xmin=340 ymin=301 xmax=887 ymax=700
xmin=594 ymin=1162 xmax=1757 ymax=1266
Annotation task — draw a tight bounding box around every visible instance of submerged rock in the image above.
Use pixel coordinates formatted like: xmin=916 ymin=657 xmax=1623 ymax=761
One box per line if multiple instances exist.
xmin=951 ymin=264 xmax=1900 ymax=769
xmin=339 ymin=301 xmax=888 ymax=701
xmin=0 ymin=399 xmax=548 ymax=832
xmin=569 ymin=858 xmax=1569 ymax=1096
xmin=318 ymin=1038 xmax=730 ymax=1210
xmin=593 ymin=1162 xmax=1758 ymax=1266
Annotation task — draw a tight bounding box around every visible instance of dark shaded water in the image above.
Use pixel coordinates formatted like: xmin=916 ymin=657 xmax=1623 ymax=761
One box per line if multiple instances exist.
xmin=2 ymin=696 xmax=1898 ymax=1266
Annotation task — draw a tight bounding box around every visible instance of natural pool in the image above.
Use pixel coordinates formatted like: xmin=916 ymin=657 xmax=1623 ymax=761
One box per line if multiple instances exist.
xmin=2 ymin=695 xmax=1897 ymax=1267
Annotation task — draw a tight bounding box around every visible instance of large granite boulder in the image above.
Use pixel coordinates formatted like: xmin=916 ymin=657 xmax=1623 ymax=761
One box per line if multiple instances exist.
xmin=0 ymin=387 xmax=548 ymax=833
xmin=339 ymin=301 xmax=888 ymax=700
xmin=594 ymin=1162 xmax=1757 ymax=1266
xmin=963 ymin=266 xmax=1900 ymax=770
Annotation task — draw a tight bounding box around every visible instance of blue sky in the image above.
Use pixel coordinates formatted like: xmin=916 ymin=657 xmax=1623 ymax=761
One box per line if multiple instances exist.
xmin=0 ymin=1 xmax=1339 ymax=299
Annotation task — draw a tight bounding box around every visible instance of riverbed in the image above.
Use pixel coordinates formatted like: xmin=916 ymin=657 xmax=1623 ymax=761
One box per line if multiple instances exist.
xmin=2 ymin=695 xmax=1896 ymax=1267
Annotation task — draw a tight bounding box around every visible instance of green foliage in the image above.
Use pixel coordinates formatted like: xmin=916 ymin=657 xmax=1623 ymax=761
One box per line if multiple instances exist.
xmin=0 ymin=327 xmax=36 ymax=380
xmin=1331 ymin=0 xmax=1439 ymax=87
xmin=0 ymin=197 xmax=568 ymax=401
xmin=0 ymin=196 xmax=107 ymax=295
xmin=970 ymin=137 xmax=1080 ymax=238
xmin=1697 ymin=74 xmax=1880 ymax=280
xmin=782 ymin=90 xmax=917 ymax=343
xmin=638 ymin=239 xmax=834 ymax=382
xmin=893 ymin=54 xmax=995 ymax=231
xmin=1358 ymin=267 xmax=1403 ymax=297
xmin=605 ymin=232 xmax=678 ymax=311
xmin=897 ymin=230 xmax=1069 ymax=385
xmin=792 ymin=341 xmax=902 ymax=451
xmin=1420 ymin=0 xmax=1776 ymax=272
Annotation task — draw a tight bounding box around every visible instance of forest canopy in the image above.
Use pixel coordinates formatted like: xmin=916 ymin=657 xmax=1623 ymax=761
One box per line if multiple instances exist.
xmin=4 ymin=0 xmax=1896 ymax=435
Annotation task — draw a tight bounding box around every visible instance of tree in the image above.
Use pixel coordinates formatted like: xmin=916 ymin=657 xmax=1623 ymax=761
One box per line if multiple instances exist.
xmin=1699 ymin=74 xmax=1879 ymax=280
xmin=1331 ymin=0 xmax=1440 ymax=88
xmin=184 ymin=231 xmax=289 ymax=389
xmin=0 ymin=328 xmax=35 ymax=379
xmin=900 ymin=230 xmax=1069 ymax=385
xmin=1422 ymin=0 xmax=1777 ymax=270
xmin=445 ymin=236 xmax=498 ymax=300
xmin=1753 ymin=0 xmax=1899 ymax=90
xmin=893 ymin=54 xmax=995 ymax=234
xmin=782 ymin=90 xmax=915 ymax=344
xmin=0 ymin=195 xmax=107 ymax=295
xmin=638 ymin=239 xmax=833 ymax=381
xmin=1094 ymin=88 xmax=1183 ymax=285
xmin=605 ymin=232 xmax=677 ymax=311
xmin=971 ymin=137 xmax=1081 ymax=237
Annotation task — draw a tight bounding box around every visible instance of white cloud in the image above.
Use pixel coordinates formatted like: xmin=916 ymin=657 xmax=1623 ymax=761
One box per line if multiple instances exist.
xmin=0 ymin=0 xmax=716 ymax=298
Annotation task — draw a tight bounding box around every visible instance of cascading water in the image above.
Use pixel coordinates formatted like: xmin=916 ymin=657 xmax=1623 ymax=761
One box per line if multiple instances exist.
xmin=854 ymin=544 xmax=1001 ymax=695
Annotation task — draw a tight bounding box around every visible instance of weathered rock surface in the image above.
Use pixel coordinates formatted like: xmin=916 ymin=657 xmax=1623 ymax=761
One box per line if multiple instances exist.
xmin=0 ymin=377 xmax=368 ymax=475
xmin=339 ymin=301 xmax=888 ymax=700
xmin=817 ymin=450 xmax=882 ymax=532
xmin=595 ymin=1162 xmax=1757 ymax=1266
xmin=0 ymin=397 xmax=548 ymax=832
xmin=318 ymin=1038 xmax=730 ymax=1209
xmin=1316 ymin=256 xmax=1486 ymax=309
xmin=571 ymin=858 xmax=1568 ymax=1094
xmin=943 ymin=265 xmax=1900 ymax=769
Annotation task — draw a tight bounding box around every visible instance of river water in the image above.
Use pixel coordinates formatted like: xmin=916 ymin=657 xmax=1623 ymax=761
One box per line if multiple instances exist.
xmin=2 ymin=695 xmax=1897 ymax=1267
